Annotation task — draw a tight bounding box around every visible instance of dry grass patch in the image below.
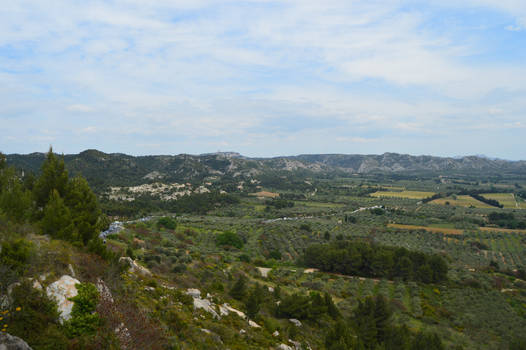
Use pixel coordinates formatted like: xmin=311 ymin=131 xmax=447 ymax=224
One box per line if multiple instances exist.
xmin=388 ymin=223 xmax=464 ymax=235
xmin=250 ymin=191 xmax=280 ymax=198
xmin=431 ymin=195 xmax=493 ymax=208
xmin=370 ymin=190 xmax=435 ymax=199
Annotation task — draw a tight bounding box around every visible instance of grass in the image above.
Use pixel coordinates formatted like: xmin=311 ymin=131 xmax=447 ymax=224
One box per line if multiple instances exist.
xmin=479 ymin=227 xmax=526 ymax=234
xmin=387 ymin=224 xmax=464 ymax=235
xmin=481 ymin=193 xmax=523 ymax=209
xmin=431 ymin=195 xmax=493 ymax=208
xmin=370 ymin=190 xmax=435 ymax=199
xmin=295 ymin=201 xmax=345 ymax=208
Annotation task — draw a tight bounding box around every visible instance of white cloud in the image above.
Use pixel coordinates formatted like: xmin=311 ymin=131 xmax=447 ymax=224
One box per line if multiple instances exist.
xmin=0 ymin=0 xmax=525 ymax=158
xmin=67 ymin=105 xmax=94 ymax=113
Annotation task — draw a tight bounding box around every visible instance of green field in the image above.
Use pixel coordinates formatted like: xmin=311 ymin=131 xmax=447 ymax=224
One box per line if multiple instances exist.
xmin=431 ymin=195 xmax=493 ymax=208
xmin=482 ymin=193 xmax=523 ymax=209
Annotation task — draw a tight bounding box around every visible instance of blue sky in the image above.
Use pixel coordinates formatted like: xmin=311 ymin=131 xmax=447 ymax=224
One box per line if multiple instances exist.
xmin=1 ymin=0 xmax=525 ymax=159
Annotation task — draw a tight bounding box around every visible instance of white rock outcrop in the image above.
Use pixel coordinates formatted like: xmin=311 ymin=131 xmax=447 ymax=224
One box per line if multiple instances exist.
xmin=0 ymin=332 xmax=33 ymax=350
xmin=257 ymin=267 xmax=272 ymax=278
xmin=186 ymin=288 xmax=201 ymax=298
xmin=277 ymin=344 xmax=293 ymax=350
xmin=193 ymin=297 xmax=220 ymax=319
xmin=119 ymin=257 xmax=152 ymax=276
xmin=220 ymin=303 xmax=246 ymax=319
xmin=248 ymin=320 xmax=261 ymax=328
xmin=46 ymin=275 xmax=80 ymax=322
xmin=289 ymin=318 xmax=302 ymax=327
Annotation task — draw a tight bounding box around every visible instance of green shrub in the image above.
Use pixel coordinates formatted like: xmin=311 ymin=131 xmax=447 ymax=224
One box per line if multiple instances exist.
xmin=216 ymin=231 xmax=243 ymax=249
xmin=0 ymin=238 xmax=34 ymax=275
xmin=65 ymin=283 xmax=101 ymax=337
xmin=157 ymin=217 xmax=177 ymax=230
xmin=9 ymin=282 xmax=68 ymax=350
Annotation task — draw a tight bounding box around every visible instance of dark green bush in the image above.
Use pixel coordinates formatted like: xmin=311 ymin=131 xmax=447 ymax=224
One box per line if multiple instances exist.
xmin=216 ymin=231 xmax=243 ymax=249
xmin=0 ymin=238 xmax=34 ymax=275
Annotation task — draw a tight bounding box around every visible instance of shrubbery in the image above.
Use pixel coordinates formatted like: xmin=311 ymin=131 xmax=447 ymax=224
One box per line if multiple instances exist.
xmin=216 ymin=231 xmax=243 ymax=249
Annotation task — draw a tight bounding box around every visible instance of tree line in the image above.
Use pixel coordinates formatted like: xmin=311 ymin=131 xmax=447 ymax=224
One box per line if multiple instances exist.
xmin=303 ymin=241 xmax=448 ymax=283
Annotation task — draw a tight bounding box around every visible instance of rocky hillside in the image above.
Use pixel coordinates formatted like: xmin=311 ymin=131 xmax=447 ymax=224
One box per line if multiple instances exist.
xmin=6 ymin=150 xmax=526 ymax=191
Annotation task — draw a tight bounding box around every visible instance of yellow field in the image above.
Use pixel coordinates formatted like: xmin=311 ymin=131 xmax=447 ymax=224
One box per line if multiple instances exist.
xmin=481 ymin=193 xmax=523 ymax=209
xmin=250 ymin=191 xmax=280 ymax=198
xmin=387 ymin=224 xmax=463 ymax=235
xmin=479 ymin=227 xmax=526 ymax=234
xmin=431 ymin=195 xmax=493 ymax=208
xmin=370 ymin=190 xmax=435 ymax=199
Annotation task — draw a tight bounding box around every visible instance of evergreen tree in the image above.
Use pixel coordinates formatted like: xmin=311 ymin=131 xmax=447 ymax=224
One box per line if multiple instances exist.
xmin=373 ymin=295 xmax=391 ymax=343
xmin=230 ymin=275 xmax=247 ymax=300
xmin=41 ymin=189 xmax=75 ymax=241
xmin=245 ymin=288 xmax=261 ymax=319
xmin=0 ymin=175 xmax=32 ymax=222
xmin=33 ymin=147 xmax=69 ymax=211
xmin=411 ymin=331 xmax=444 ymax=350
xmin=0 ymin=161 xmax=32 ymax=222
xmin=66 ymin=176 xmax=102 ymax=245
xmin=309 ymin=292 xmax=327 ymax=320
xmin=325 ymin=292 xmax=340 ymax=319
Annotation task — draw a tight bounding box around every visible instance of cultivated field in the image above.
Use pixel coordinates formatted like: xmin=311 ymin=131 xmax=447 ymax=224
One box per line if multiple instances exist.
xmin=387 ymin=223 xmax=464 ymax=235
xmin=482 ymin=193 xmax=523 ymax=209
xmin=479 ymin=226 xmax=526 ymax=234
xmin=370 ymin=190 xmax=435 ymax=199
xmin=431 ymin=195 xmax=493 ymax=208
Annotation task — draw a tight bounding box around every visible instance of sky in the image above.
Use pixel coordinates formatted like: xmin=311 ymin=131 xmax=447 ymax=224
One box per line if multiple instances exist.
xmin=1 ymin=0 xmax=525 ymax=159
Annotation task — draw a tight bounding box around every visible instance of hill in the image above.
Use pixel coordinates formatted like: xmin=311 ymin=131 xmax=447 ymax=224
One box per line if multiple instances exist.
xmin=6 ymin=150 xmax=526 ymax=191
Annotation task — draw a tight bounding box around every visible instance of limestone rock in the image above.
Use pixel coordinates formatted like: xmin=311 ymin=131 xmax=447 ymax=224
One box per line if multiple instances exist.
xmin=289 ymin=318 xmax=302 ymax=327
xmin=248 ymin=320 xmax=261 ymax=328
xmin=193 ymin=297 xmax=220 ymax=319
xmin=273 ymin=330 xmax=280 ymax=337
xmin=32 ymin=280 xmax=43 ymax=291
xmin=220 ymin=303 xmax=246 ymax=319
xmin=256 ymin=267 xmax=272 ymax=278
xmin=185 ymin=288 xmax=201 ymax=298
xmin=0 ymin=332 xmax=33 ymax=350
xmin=46 ymin=275 xmax=80 ymax=322
xmin=119 ymin=257 xmax=152 ymax=276
xmin=277 ymin=344 xmax=293 ymax=350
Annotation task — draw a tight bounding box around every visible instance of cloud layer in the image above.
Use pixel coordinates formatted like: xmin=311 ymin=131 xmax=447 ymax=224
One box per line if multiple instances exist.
xmin=1 ymin=0 xmax=525 ymax=159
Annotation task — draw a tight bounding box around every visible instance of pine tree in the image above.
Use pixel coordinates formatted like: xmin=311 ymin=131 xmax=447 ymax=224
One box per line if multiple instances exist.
xmin=230 ymin=275 xmax=247 ymax=300
xmin=325 ymin=292 xmax=340 ymax=319
xmin=374 ymin=295 xmax=391 ymax=343
xmin=41 ymin=189 xmax=75 ymax=241
xmin=33 ymin=147 xmax=69 ymax=211
xmin=245 ymin=289 xmax=261 ymax=319
xmin=66 ymin=176 xmax=102 ymax=245
xmin=0 ymin=175 xmax=32 ymax=222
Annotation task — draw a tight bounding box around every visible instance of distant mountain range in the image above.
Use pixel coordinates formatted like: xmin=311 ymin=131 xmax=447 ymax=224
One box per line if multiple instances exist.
xmin=6 ymin=150 xmax=526 ymax=190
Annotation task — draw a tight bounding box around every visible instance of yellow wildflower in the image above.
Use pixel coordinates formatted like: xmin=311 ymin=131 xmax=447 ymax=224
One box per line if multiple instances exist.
xmin=15 ymin=307 xmax=21 ymax=311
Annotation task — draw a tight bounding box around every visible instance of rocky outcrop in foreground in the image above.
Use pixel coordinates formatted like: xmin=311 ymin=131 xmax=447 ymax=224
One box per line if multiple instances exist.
xmin=45 ymin=275 xmax=80 ymax=322
xmin=0 ymin=333 xmax=32 ymax=350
